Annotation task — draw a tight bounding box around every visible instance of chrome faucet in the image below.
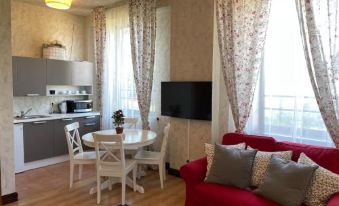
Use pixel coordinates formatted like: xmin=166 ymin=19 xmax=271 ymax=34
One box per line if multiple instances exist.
xmin=20 ymin=108 xmax=32 ymax=118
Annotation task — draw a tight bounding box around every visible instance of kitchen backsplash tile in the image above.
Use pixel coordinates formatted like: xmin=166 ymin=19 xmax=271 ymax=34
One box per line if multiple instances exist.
xmin=13 ymin=96 xmax=86 ymax=116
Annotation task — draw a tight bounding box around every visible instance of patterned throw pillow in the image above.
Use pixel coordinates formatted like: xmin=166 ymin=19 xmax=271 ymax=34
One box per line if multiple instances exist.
xmin=298 ymin=153 xmax=339 ymax=206
xmin=248 ymin=146 xmax=292 ymax=187
xmin=205 ymin=143 xmax=246 ymax=178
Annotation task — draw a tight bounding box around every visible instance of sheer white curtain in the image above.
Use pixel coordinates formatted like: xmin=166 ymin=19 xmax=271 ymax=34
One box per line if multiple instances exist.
xmin=102 ymin=5 xmax=169 ymax=130
xmin=246 ymin=0 xmax=334 ymax=147
xmin=296 ymin=0 xmax=339 ymax=148
xmin=102 ymin=5 xmax=138 ymax=129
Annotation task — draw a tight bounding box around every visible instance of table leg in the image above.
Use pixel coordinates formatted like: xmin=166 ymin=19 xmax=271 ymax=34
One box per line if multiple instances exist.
xmin=89 ymin=176 xmax=144 ymax=195
xmin=136 ymin=148 xmax=148 ymax=179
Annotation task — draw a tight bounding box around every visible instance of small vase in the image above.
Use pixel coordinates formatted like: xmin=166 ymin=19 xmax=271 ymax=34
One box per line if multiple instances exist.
xmin=116 ymin=127 xmax=124 ymax=134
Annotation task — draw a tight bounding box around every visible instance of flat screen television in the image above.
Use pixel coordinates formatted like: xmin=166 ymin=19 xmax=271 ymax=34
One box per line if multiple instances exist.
xmin=161 ymin=81 xmax=212 ymax=120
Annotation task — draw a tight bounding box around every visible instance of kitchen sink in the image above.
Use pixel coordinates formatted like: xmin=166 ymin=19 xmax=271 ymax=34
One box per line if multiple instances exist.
xmin=15 ymin=115 xmax=51 ymax=120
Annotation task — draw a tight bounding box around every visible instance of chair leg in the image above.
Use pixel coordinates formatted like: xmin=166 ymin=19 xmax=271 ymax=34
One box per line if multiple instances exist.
xmin=159 ymin=163 xmax=164 ymax=189
xmin=97 ymin=176 xmax=101 ymax=204
xmin=79 ymin=164 xmax=83 ymax=180
xmin=137 ymin=165 xmax=141 ymax=180
xmin=108 ymin=177 xmax=112 ymax=191
xmin=133 ymin=166 xmax=137 ymax=192
xmin=163 ymin=162 xmax=166 ymax=181
xmin=121 ymin=176 xmax=126 ymax=205
xmin=70 ymin=163 xmax=74 ymax=189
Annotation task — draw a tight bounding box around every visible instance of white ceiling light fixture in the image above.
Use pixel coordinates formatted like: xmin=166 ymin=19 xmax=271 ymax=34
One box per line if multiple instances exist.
xmin=45 ymin=0 xmax=72 ymax=10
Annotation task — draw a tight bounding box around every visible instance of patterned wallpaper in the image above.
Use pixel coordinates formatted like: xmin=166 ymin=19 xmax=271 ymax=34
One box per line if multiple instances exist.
xmin=11 ymin=0 xmax=92 ymax=116
xmin=11 ymin=0 xmax=87 ymax=61
xmin=169 ymin=0 xmax=214 ymax=169
xmin=0 ymin=0 xmax=15 ymax=196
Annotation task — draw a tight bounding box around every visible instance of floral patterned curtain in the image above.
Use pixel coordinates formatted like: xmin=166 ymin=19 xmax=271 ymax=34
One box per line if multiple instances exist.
xmin=215 ymin=0 xmax=272 ymax=132
xmin=296 ymin=0 xmax=339 ymax=148
xmin=93 ymin=7 xmax=106 ymax=113
xmin=128 ymin=0 xmax=156 ymax=130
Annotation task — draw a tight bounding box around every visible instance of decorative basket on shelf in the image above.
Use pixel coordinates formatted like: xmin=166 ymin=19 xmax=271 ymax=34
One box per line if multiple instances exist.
xmin=42 ymin=41 xmax=66 ymax=60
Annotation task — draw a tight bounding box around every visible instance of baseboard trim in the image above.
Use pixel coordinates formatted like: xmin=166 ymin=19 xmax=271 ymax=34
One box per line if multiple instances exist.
xmin=166 ymin=162 xmax=181 ymax=178
xmin=2 ymin=192 xmax=18 ymax=205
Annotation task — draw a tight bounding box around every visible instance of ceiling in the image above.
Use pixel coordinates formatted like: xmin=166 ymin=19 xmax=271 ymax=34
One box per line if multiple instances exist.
xmin=17 ymin=0 xmax=122 ymax=16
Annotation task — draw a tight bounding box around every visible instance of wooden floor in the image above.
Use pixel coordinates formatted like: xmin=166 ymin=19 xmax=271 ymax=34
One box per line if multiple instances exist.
xmin=9 ymin=162 xmax=185 ymax=206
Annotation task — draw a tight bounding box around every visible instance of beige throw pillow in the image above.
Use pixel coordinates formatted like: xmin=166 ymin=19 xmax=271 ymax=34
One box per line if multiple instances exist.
xmin=248 ymin=146 xmax=292 ymax=187
xmin=205 ymin=143 xmax=246 ymax=177
xmin=298 ymin=153 xmax=339 ymax=206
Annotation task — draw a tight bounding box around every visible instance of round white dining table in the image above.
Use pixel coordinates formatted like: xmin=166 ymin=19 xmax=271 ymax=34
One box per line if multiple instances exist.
xmin=82 ymin=129 xmax=157 ymax=194
xmin=82 ymin=129 xmax=157 ymax=150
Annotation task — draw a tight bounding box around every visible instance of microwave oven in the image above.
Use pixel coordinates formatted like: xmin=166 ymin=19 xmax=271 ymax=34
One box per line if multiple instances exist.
xmin=66 ymin=100 xmax=93 ymax=113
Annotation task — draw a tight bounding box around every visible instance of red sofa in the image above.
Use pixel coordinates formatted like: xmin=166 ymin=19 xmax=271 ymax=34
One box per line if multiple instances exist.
xmin=180 ymin=133 xmax=339 ymax=206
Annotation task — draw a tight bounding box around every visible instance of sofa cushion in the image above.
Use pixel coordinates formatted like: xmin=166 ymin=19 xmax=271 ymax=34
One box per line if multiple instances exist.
xmin=222 ymin=133 xmax=277 ymax=151
xmin=275 ymin=141 xmax=339 ymax=174
xmin=205 ymin=143 xmax=246 ymax=177
xmin=193 ymin=182 xmax=279 ymax=206
xmin=248 ymin=146 xmax=292 ymax=187
xmin=327 ymin=193 xmax=339 ymax=206
xmin=298 ymin=153 xmax=339 ymax=206
xmin=255 ymin=156 xmax=318 ymax=206
xmin=206 ymin=145 xmax=257 ymax=189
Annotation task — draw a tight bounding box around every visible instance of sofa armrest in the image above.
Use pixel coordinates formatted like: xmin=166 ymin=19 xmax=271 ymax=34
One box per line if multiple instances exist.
xmin=327 ymin=193 xmax=339 ymax=206
xmin=180 ymin=157 xmax=207 ymax=186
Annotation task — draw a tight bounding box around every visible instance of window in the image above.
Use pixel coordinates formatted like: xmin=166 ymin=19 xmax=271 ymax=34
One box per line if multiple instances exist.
xmin=246 ymin=0 xmax=334 ymax=147
xmin=102 ymin=5 xmax=170 ymax=129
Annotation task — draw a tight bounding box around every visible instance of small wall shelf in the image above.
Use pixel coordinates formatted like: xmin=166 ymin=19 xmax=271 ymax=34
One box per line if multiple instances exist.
xmin=46 ymin=94 xmax=93 ymax=97
xmin=46 ymin=85 xmax=93 ymax=97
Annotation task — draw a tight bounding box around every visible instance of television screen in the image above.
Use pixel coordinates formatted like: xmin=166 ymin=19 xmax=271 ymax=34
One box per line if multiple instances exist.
xmin=161 ymin=81 xmax=212 ymax=120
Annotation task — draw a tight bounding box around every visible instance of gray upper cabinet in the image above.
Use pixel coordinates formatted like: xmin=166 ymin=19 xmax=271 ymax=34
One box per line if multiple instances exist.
xmin=13 ymin=57 xmax=93 ymax=96
xmin=47 ymin=59 xmax=93 ymax=86
xmin=72 ymin=61 xmax=93 ymax=86
xmin=46 ymin=59 xmax=73 ymax=85
xmin=12 ymin=56 xmax=46 ymax=96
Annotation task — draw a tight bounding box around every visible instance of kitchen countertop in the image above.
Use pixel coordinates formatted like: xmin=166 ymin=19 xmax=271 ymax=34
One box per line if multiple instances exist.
xmin=13 ymin=112 xmax=101 ymax=124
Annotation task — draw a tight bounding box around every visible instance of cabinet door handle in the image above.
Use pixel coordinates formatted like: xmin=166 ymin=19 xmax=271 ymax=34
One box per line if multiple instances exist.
xmin=33 ymin=121 xmax=47 ymax=124
xmin=84 ymin=123 xmax=96 ymax=126
xmin=26 ymin=94 xmax=40 ymax=97
xmin=85 ymin=116 xmax=96 ymax=119
xmin=62 ymin=118 xmax=73 ymax=121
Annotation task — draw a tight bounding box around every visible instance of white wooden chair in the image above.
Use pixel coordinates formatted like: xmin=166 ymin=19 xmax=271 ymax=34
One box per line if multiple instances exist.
xmin=134 ymin=123 xmax=170 ymax=189
xmin=64 ymin=122 xmax=96 ymax=188
xmin=123 ymin=117 xmax=138 ymax=129
xmin=93 ymin=133 xmax=137 ymax=205
xmin=123 ymin=117 xmax=139 ymax=158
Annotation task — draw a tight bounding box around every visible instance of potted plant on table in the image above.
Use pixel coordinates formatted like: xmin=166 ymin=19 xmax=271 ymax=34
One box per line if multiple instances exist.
xmin=112 ymin=110 xmax=125 ymax=134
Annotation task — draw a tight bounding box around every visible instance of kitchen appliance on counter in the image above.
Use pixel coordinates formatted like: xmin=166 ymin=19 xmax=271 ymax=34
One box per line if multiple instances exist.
xmin=66 ymin=100 xmax=93 ymax=113
xmin=59 ymin=102 xmax=67 ymax=114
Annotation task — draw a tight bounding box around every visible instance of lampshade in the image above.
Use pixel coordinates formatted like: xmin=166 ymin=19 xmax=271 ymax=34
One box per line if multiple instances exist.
xmin=45 ymin=0 xmax=72 ymax=10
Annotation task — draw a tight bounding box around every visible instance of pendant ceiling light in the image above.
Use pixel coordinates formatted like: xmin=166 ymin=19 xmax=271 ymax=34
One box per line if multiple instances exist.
xmin=45 ymin=0 xmax=72 ymax=10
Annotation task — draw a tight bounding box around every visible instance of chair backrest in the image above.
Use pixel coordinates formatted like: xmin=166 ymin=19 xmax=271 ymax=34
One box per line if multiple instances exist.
xmin=93 ymin=133 xmax=126 ymax=173
xmin=160 ymin=123 xmax=171 ymax=159
xmin=64 ymin=122 xmax=83 ymax=159
xmin=123 ymin=117 xmax=138 ymax=129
